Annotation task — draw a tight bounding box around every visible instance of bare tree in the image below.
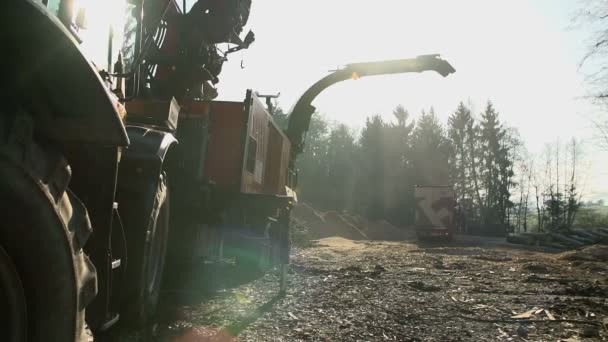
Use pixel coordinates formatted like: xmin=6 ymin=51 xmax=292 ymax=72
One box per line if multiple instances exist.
xmin=532 ymin=139 xmax=585 ymax=232
xmin=515 ymin=159 xmax=525 ymax=232
xmin=513 ymin=149 xmax=535 ymax=232
xmin=591 ymin=119 xmax=608 ymax=151
xmin=575 ymin=0 xmax=608 ymax=100
xmin=575 ymin=0 xmax=608 ymax=149
xmin=534 ymin=183 xmax=543 ymax=232
xmin=564 ymin=138 xmax=583 ymax=227
xmin=522 ymin=156 xmax=534 ymax=232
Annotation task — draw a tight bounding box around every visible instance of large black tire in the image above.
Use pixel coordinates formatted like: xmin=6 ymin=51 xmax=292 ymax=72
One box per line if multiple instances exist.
xmin=122 ymin=175 xmax=170 ymax=327
xmin=0 ymin=245 xmax=27 ymax=342
xmin=0 ymin=111 xmax=97 ymax=341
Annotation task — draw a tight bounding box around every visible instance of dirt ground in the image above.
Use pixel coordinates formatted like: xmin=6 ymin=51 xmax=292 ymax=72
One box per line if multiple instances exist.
xmin=108 ymin=235 xmax=608 ymax=342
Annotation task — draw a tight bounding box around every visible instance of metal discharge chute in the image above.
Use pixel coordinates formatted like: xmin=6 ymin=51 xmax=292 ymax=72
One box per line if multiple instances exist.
xmin=285 ymin=54 xmax=456 ymax=156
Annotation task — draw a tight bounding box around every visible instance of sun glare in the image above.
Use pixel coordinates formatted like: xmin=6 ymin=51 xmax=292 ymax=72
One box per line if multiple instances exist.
xmin=76 ymin=0 xmax=127 ymax=69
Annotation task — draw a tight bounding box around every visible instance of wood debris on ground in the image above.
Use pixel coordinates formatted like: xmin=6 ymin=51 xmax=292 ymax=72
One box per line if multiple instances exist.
xmin=111 ymin=236 xmax=608 ymax=341
xmin=507 ymin=228 xmax=608 ymax=251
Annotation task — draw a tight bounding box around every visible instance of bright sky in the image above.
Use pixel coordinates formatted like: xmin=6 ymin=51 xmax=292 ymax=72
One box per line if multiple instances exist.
xmin=216 ymin=0 xmax=607 ymax=200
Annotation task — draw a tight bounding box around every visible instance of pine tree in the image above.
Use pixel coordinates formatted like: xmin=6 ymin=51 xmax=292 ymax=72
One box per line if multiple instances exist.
xmin=467 ymin=119 xmax=483 ymax=220
xmin=387 ymin=105 xmax=415 ymax=224
xmin=448 ymin=102 xmax=476 ymax=225
xmin=412 ymin=108 xmax=449 ymax=186
xmin=296 ymin=115 xmax=330 ymax=207
xmin=326 ymin=124 xmax=357 ymax=211
xmin=478 ymin=101 xmax=516 ymax=232
xmin=271 ymin=107 xmax=289 ymax=130
xmin=358 ymin=115 xmax=388 ymax=219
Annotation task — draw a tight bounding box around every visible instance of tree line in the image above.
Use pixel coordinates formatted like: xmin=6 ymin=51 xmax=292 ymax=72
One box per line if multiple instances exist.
xmin=274 ymin=101 xmax=586 ymax=236
xmin=511 ymin=138 xmax=583 ymax=233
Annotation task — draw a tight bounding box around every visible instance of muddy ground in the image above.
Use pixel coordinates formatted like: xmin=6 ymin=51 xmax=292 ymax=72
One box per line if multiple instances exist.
xmin=106 ymin=235 xmax=608 ymax=342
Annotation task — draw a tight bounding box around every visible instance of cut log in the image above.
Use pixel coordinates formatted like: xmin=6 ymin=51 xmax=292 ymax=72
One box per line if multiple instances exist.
xmin=550 ymin=243 xmax=568 ymax=250
xmin=565 ymin=233 xmax=594 ymax=245
xmin=597 ymin=227 xmax=608 ymax=235
xmin=549 ymin=232 xmax=585 ymax=248
xmin=592 ymin=228 xmax=608 ymax=238
xmin=576 ymin=230 xmax=603 ymax=243
xmin=507 ymin=234 xmax=536 ymax=245
xmin=538 ymin=239 xmax=566 ymax=250
xmin=572 ymin=230 xmax=601 ymax=241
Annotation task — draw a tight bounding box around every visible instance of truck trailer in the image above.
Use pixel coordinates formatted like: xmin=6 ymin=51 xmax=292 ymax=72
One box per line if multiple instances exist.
xmin=414 ymin=185 xmax=456 ymax=240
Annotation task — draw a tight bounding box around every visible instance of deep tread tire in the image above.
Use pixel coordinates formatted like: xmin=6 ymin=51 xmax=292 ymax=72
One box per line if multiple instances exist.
xmin=0 ymin=111 xmax=96 ymax=342
xmin=0 ymin=245 xmax=27 ymax=342
xmin=121 ymin=174 xmax=170 ymax=327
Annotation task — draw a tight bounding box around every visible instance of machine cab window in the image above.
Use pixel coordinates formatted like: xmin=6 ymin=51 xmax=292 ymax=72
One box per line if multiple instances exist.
xmin=43 ymin=0 xmax=133 ymax=75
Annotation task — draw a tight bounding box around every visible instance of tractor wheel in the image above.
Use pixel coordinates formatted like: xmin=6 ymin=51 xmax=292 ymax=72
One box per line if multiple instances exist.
xmin=0 ymin=245 xmax=26 ymax=342
xmin=0 ymin=112 xmax=96 ymax=342
xmin=122 ymin=175 xmax=170 ymax=327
